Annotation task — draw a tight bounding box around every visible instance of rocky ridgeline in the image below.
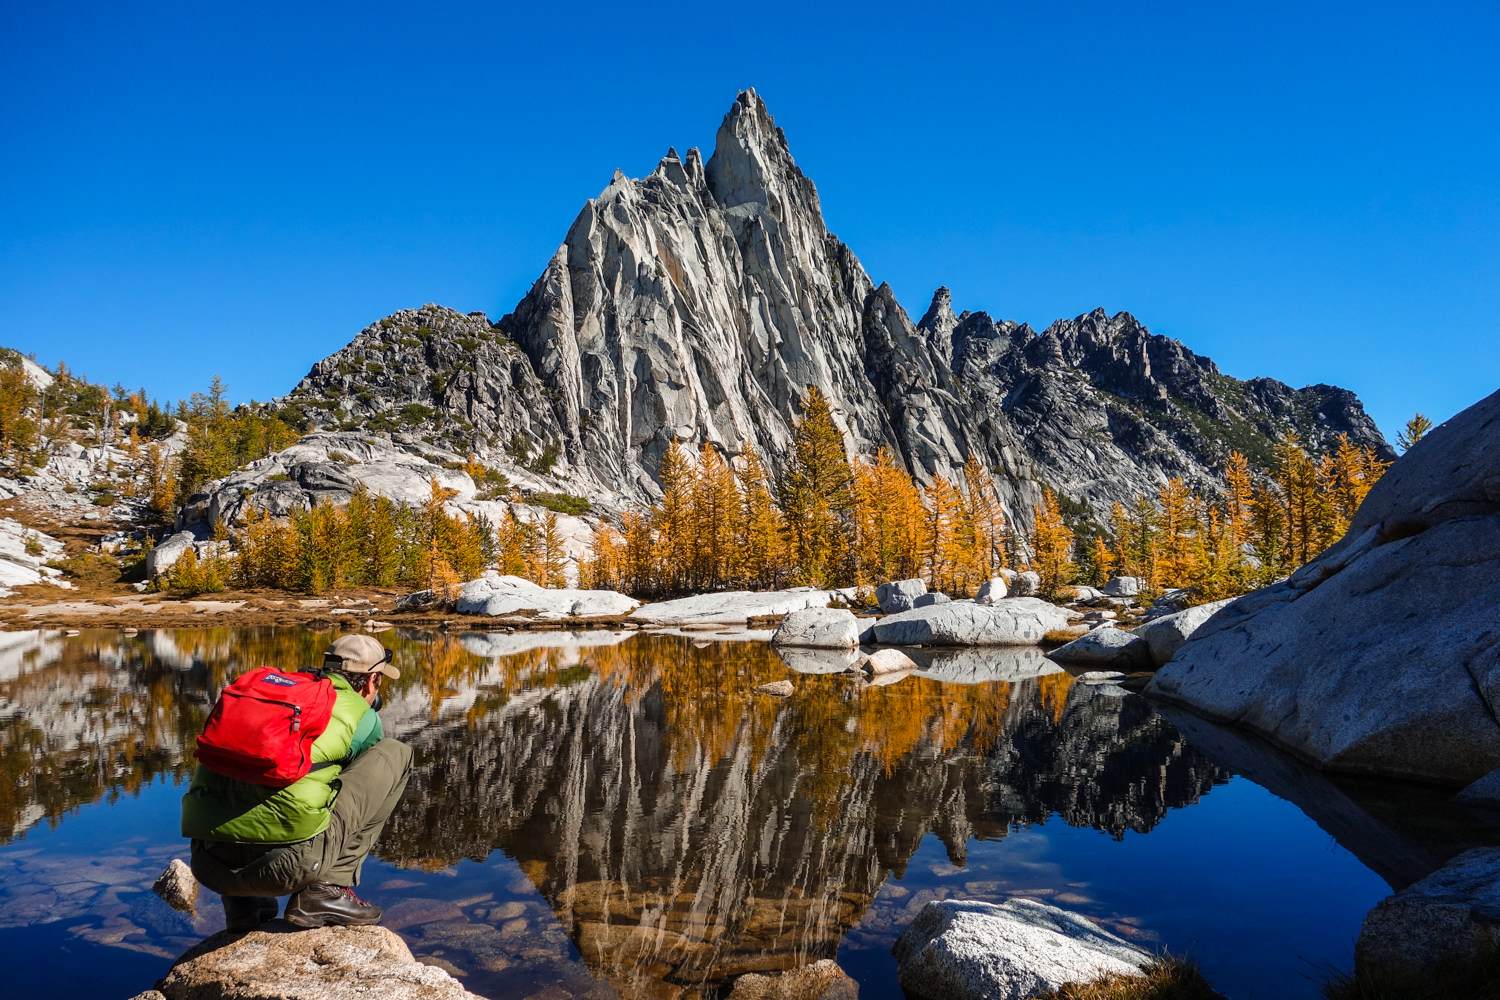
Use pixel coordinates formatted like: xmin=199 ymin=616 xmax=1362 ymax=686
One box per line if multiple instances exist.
xmin=225 ymin=89 xmax=1389 ymax=532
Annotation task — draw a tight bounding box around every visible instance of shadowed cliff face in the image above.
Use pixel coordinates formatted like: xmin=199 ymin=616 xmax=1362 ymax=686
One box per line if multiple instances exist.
xmin=278 ymin=89 xmax=1391 ymax=531
xmin=375 ymin=638 xmax=1226 ymax=995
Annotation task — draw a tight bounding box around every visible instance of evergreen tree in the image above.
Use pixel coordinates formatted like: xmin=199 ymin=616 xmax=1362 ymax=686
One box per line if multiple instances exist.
xmin=1396 ymin=413 xmax=1433 ymax=452
xmin=1029 ymin=488 xmax=1076 ymax=598
xmin=778 ymin=387 xmax=854 ymax=586
xmin=737 ymin=447 xmax=784 ymax=590
xmin=652 ymin=441 xmax=694 ymax=593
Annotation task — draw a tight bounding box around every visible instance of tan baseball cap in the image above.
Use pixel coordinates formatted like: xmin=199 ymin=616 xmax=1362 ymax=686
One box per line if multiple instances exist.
xmin=323 ymin=634 xmax=400 ymax=680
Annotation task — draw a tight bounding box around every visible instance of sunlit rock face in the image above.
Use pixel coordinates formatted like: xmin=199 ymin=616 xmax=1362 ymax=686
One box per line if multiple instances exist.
xmin=270 ymin=89 xmax=1389 ymax=530
xmin=375 ymin=638 xmax=1226 ymax=995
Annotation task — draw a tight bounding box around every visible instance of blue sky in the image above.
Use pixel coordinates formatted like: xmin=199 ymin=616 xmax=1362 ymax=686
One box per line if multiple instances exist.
xmin=2 ymin=1 xmax=1495 ymax=441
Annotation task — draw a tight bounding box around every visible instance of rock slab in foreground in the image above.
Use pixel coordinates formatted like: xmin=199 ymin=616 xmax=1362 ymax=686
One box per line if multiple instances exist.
xmin=456 ymin=575 xmax=638 ymax=619
xmin=1356 ymin=846 xmax=1500 ymax=976
xmin=155 ymin=924 xmax=482 ymax=1000
xmin=892 ymin=898 xmax=1150 ymax=1000
xmin=1147 ymin=387 xmax=1500 ymax=785
xmin=873 ymin=598 xmax=1071 ymax=647
xmin=772 ymin=607 xmax=861 ymax=648
xmin=1046 ymin=626 xmax=1151 ymax=669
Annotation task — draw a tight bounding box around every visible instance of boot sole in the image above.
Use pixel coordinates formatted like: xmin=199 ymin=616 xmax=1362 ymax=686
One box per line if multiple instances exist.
xmin=284 ymin=910 xmax=383 ymax=928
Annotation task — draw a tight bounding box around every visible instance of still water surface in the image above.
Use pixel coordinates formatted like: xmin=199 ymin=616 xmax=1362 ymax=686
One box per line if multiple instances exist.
xmin=0 ymin=627 xmax=1447 ymax=999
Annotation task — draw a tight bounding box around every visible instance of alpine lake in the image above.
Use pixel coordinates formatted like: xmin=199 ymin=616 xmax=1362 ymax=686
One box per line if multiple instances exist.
xmin=2 ymin=627 xmax=1495 ymax=1000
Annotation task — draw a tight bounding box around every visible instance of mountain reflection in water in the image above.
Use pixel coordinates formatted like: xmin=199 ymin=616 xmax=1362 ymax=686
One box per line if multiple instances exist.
xmin=0 ymin=628 xmax=1227 ymax=999
xmin=376 ymin=635 xmax=1226 ymax=995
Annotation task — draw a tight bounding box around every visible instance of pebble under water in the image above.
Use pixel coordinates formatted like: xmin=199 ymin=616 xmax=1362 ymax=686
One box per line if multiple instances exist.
xmin=0 ymin=627 xmax=1456 ymax=999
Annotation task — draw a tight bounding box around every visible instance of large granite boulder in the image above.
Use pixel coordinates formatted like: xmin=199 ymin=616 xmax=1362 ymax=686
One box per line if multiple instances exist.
xmin=154 ymin=924 xmax=482 ymax=999
xmin=1102 ymin=576 xmax=1143 ymax=597
xmin=1133 ymin=598 xmax=1234 ymax=667
xmin=1046 ymin=627 xmax=1152 ymax=669
xmin=1147 ymin=387 xmax=1500 ymax=785
xmin=455 ymin=575 xmax=638 ymax=619
xmin=147 ymin=530 xmax=198 ymax=579
xmin=771 ymin=607 xmax=862 ymax=648
xmin=872 ymin=598 xmax=1071 ymax=646
xmin=1356 ymin=847 xmax=1500 ymax=976
xmin=892 ymin=898 xmax=1151 ymax=1000
xmin=877 ymin=578 xmax=927 ymax=614
xmin=974 ymin=577 xmax=1008 ymax=605
xmin=631 ymin=588 xmax=835 ymax=626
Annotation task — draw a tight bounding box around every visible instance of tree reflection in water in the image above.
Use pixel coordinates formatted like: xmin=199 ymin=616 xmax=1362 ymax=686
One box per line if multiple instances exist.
xmin=0 ymin=628 xmax=1225 ymax=998
xmin=375 ymin=635 xmax=1226 ymax=997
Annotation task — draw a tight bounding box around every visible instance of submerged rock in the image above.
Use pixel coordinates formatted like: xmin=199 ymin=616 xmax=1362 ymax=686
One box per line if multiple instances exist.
xmin=753 ymin=679 xmax=795 ymax=697
xmin=1147 ymin=387 xmax=1500 ymax=785
xmin=1046 ymin=627 xmax=1151 ymax=669
xmin=892 ymin=898 xmax=1151 ymax=1000
xmin=771 ymin=607 xmax=862 ymax=648
xmin=727 ymin=959 xmax=858 ymax=999
xmin=154 ymin=924 xmax=482 ymax=999
xmin=1356 ymin=846 xmax=1500 ymax=976
xmin=872 ymin=598 xmax=1071 ymax=646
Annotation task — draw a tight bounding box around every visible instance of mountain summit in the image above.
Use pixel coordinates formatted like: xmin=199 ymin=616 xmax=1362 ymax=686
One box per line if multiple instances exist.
xmin=280 ymin=90 xmax=1389 ymax=525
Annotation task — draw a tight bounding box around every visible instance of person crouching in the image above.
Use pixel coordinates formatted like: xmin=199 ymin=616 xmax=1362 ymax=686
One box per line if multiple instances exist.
xmin=181 ymin=634 xmax=413 ymax=931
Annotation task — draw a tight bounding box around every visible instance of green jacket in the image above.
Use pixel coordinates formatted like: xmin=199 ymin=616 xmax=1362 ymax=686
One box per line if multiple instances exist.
xmin=181 ymin=672 xmax=383 ymax=845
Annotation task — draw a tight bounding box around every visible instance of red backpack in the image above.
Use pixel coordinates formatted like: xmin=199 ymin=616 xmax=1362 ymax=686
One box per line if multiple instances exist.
xmin=196 ymin=667 xmax=338 ymax=786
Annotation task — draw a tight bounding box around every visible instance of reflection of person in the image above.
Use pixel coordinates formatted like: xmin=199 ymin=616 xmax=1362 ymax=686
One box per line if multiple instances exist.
xmin=181 ymin=634 xmax=413 ymax=931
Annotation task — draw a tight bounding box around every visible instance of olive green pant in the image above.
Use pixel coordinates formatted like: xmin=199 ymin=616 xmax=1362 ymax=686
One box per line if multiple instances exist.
xmin=190 ymin=738 xmax=413 ymax=897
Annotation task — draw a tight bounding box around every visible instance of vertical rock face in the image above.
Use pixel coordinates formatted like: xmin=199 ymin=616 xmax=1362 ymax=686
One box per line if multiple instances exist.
xmin=279 ymin=89 xmax=1390 ymax=525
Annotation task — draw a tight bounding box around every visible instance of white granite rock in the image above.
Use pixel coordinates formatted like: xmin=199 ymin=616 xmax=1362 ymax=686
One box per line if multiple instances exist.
xmin=974 ymin=577 xmax=1008 ymax=605
xmin=1148 ymin=387 xmax=1500 ymax=784
xmin=631 ymin=588 xmax=835 ymax=626
xmin=892 ymin=898 xmax=1151 ymax=1000
xmin=876 ymin=578 xmax=928 ymax=614
xmin=771 ymin=607 xmax=862 ymax=648
xmin=1102 ymin=576 xmax=1143 ymax=597
xmin=1014 ymin=571 xmax=1042 ymax=596
xmin=147 ymin=530 xmax=198 ymax=579
xmin=455 ymin=575 xmax=638 ymax=619
xmin=872 ymin=598 xmax=1071 ymax=646
xmin=861 ymin=648 xmax=920 ymax=675
xmin=1046 ymin=627 xmax=1152 ymax=669
xmin=1131 ymin=598 xmax=1234 ymax=666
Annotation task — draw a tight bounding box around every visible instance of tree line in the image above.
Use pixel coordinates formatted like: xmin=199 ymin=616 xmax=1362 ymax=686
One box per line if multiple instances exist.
xmin=582 ymin=386 xmax=1400 ymax=605
xmin=165 ymin=478 xmax=571 ymax=596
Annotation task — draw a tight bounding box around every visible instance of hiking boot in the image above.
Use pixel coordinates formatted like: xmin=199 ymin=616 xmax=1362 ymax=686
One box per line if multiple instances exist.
xmin=284 ymin=882 xmax=383 ymax=928
xmin=222 ymin=894 xmax=279 ymax=932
